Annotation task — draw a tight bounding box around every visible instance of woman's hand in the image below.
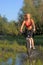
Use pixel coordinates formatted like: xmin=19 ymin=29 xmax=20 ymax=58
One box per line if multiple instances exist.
xmin=33 ymin=28 xmax=36 ymax=32
xmin=20 ymin=29 xmax=23 ymax=33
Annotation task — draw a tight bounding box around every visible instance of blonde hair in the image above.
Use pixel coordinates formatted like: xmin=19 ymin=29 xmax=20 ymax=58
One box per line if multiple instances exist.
xmin=24 ymin=13 xmax=31 ymax=20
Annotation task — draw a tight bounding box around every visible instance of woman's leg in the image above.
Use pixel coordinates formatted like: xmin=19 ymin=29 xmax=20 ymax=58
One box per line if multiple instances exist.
xmin=26 ymin=37 xmax=32 ymax=55
xmin=31 ymin=38 xmax=35 ymax=49
xmin=29 ymin=38 xmax=32 ymax=49
xmin=26 ymin=37 xmax=32 ymax=49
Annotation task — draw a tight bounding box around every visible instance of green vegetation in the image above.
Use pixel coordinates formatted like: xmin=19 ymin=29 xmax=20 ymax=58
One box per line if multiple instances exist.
xmin=18 ymin=0 xmax=43 ymax=34
xmin=0 ymin=0 xmax=43 ymax=65
xmin=0 ymin=35 xmax=43 ymax=56
xmin=0 ymin=35 xmax=43 ymax=65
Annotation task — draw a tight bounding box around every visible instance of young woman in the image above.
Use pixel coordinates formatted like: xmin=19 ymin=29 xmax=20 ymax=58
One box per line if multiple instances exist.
xmin=20 ymin=13 xmax=36 ymax=49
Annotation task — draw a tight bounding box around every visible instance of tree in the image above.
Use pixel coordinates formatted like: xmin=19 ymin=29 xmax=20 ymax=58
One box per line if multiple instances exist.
xmin=18 ymin=0 xmax=43 ymax=34
xmin=0 ymin=15 xmax=19 ymax=35
xmin=0 ymin=15 xmax=8 ymax=34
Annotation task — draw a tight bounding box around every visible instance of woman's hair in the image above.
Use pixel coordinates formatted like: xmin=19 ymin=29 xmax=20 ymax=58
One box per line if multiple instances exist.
xmin=24 ymin=13 xmax=31 ymax=21
xmin=24 ymin=14 xmax=28 ymax=21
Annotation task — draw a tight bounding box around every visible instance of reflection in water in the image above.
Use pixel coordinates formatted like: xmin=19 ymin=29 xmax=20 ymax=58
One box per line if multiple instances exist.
xmin=15 ymin=53 xmax=37 ymax=65
xmin=15 ymin=54 xmax=23 ymax=65
xmin=6 ymin=58 xmax=13 ymax=65
xmin=0 ymin=50 xmax=43 ymax=65
xmin=0 ymin=58 xmax=13 ymax=65
xmin=15 ymin=50 xmax=43 ymax=65
xmin=15 ymin=53 xmax=28 ymax=65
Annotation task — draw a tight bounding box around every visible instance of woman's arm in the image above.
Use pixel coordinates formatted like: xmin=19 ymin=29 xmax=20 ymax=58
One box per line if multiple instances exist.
xmin=31 ymin=19 xmax=36 ymax=32
xmin=20 ymin=21 xmax=25 ymax=32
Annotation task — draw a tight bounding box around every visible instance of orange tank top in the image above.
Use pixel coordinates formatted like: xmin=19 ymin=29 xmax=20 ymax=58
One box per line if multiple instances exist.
xmin=25 ymin=20 xmax=32 ymax=28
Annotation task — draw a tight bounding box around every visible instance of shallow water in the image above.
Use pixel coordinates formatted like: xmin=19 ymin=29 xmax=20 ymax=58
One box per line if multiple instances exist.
xmin=0 ymin=51 xmax=43 ymax=65
xmin=0 ymin=58 xmax=13 ymax=65
xmin=15 ymin=52 xmax=43 ymax=65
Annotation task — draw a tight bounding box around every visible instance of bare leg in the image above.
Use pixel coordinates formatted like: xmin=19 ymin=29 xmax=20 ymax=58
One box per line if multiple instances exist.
xmin=29 ymin=38 xmax=32 ymax=49
xmin=31 ymin=38 xmax=35 ymax=49
xmin=26 ymin=37 xmax=32 ymax=55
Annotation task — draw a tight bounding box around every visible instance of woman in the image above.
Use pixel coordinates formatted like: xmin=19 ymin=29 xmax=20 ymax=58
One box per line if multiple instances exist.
xmin=20 ymin=13 xmax=36 ymax=50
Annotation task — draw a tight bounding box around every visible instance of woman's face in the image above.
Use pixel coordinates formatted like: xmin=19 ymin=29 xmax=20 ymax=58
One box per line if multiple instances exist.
xmin=27 ymin=14 xmax=31 ymax=19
